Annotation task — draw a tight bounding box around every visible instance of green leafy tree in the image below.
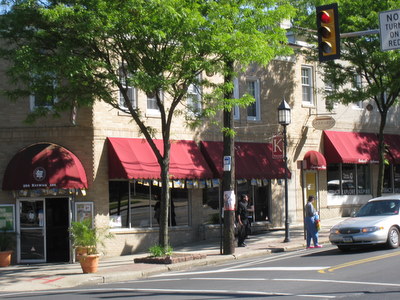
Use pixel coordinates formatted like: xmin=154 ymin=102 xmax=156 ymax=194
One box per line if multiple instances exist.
xmin=292 ymin=0 xmax=400 ymax=196
xmin=0 ymin=0 xmax=294 ymax=248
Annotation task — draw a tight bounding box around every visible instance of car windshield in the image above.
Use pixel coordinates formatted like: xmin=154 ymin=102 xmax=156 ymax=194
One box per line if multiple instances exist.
xmin=356 ymin=200 xmax=400 ymax=217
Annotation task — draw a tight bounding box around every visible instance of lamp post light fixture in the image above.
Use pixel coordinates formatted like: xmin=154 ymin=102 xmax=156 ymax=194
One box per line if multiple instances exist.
xmin=277 ymin=99 xmax=291 ymax=243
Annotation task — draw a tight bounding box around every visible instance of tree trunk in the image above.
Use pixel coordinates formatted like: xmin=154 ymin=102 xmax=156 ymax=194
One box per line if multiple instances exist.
xmin=159 ymin=143 xmax=171 ymax=248
xmin=223 ymin=59 xmax=235 ymax=255
xmin=376 ymin=110 xmax=387 ymax=197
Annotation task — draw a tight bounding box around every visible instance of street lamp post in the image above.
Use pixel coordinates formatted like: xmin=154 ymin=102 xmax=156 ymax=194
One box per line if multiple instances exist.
xmin=277 ymin=99 xmax=291 ymax=243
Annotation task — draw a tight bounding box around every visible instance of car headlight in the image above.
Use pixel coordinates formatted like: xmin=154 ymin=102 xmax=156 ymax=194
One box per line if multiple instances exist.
xmin=361 ymin=226 xmax=384 ymax=233
xmin=330 ymin=227 xmax=339 ymax=234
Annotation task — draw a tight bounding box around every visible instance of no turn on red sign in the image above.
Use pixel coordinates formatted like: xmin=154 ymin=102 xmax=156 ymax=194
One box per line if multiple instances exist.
xmin=379 ymin=9 xmax=400 ymax=51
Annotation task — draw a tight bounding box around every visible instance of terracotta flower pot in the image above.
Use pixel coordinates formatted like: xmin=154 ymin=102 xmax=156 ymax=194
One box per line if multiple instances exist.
xmin=0 ymin=250 xmax=12 ymax=267
xmin=79 ymin=254 xmax=100 ymax=273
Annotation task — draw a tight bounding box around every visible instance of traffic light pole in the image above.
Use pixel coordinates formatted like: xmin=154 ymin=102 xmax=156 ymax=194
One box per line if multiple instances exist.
xmin=340 ymin=29 xmax=379 ymax=38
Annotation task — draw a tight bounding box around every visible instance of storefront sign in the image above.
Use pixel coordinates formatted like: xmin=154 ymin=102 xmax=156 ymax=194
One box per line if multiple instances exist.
xmin=312 ymin=116 xmax=336 ymax=130
xmin=75 ymin=202 xmax=94 ymax=222
xmin=0 ymin=205 xmax=15 ymax=231
xmin=272 ymin=135 xmax=283 ymax=159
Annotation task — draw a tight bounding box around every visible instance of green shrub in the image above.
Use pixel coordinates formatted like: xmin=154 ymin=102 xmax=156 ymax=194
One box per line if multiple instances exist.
xmin=149 ymin=244 xmax=173 ymax=257
xmin=69 ymin=218 xmax=114 ymax=255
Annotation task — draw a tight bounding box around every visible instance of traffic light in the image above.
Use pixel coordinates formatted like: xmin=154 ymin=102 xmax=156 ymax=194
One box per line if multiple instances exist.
xmin=316 ymin=3 xmax=340 ymax=62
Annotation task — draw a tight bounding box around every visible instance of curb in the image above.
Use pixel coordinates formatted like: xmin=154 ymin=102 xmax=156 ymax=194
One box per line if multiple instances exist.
xmin=76 ymin=242 xmax=313 ymax=288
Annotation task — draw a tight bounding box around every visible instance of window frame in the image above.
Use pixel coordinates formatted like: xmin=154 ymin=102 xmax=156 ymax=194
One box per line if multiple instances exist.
xmin=29 ymin=74 xmax=58 ymax=111
xmin=352 ymin=74 xmax=363 ymax=109
xmin=301 ymin=66 xmax=313 ymax=105
xmin=233 ymin=77 xmax=240 ymax=120
xmin=327 ymin=163 xmax=372 ymax=196
xmin=186 ymin=75 xmax=202 ymax=116
xmin=246 ymin=78 xmax=261 ymax=121
xmin=146 ymin=90 xmax=162 ymax=116
xmin=119 ymin=69 xmax=137 ymax=111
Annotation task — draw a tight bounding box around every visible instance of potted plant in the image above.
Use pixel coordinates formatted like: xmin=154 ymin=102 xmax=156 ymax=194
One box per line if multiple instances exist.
xmin=69 ymin=218 xmax=113 ymax=273
xmin=0 ymin=226 xmax=14 ymax=267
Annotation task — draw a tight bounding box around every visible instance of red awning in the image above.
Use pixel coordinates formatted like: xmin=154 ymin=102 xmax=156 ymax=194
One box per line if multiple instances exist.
xmin=200 ymin=141 xmax=287 ymax=179
xmin=384 ymin=134 xmax=400 ymax=164
xmin=323 ymin=131 xmax=379 ymax=164
xmin=303 ymin=151 xmax=327 ymax=170
xmin=2 ymin=143 xmax=88 ymax=190
xmin=107 ymin=138 xmax=213 ymax=180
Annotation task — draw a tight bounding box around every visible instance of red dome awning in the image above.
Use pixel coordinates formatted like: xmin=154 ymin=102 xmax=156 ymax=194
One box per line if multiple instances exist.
xmin=2 ymin=143 xmax=88 ymax=190
xmin=303 ymin=150 xmax=327 ymax=170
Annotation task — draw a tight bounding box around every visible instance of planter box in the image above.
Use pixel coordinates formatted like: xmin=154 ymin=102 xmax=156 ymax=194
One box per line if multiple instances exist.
xmin=134 ymin=253 xmax=206 ymax=264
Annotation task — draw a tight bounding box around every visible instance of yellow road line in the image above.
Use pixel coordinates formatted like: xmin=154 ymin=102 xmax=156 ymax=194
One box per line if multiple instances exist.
xmin=319 ymin=251 xmax=400 ymax=273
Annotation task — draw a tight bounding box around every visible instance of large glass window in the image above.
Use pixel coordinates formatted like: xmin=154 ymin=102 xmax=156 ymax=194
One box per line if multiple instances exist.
xmin=327 ymin=164 xmax=341 ymax=194
xmin=357 ymin=164 xmax=371 ymax=195
xmin=237 ymin=180 xmax=270 ymax=222
xmin=394 ymin=165 xmax=400 ymax=193
xmin=202 ymin=186 xmax=220 ymax=224
xmin=327 ymin=163 xmax=371 ymax=196
xmin=384 ymin=164 xmax=393 ymax=193
xmin=109 ymin=180 xmax=189 ymax=228
xmin=342 ymin=164 xmax=356 ymax=195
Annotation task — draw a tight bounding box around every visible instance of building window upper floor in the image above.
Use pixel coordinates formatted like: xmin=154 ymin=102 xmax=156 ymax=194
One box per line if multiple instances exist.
xmin=352 ymin=73 xmax=363 ymax=109
xmin=246 ymin=78 xmax=260 ymax=121
xmin=301 ymin=66 xmax=313 ymax=105
xmin=29 ymin=73 xmax=58 ymax=111
xmin=119 ymin=68 xmax=137 ymax=111
xmin=187 ymin=75 xmax=202 ymax=116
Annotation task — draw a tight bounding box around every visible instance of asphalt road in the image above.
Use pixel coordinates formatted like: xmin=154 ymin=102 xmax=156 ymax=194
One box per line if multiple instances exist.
xmin=2 ymin=244 xmax=400 ymax=299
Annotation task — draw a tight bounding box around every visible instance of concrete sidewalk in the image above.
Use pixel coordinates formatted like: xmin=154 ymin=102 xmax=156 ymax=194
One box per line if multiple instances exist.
xmin=0 ymin=217 xmax=343 ymax=293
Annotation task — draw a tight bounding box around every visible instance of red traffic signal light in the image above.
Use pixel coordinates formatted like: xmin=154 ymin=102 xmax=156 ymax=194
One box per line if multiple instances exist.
xmin=316 ymin=3 xmax=340 ymax=62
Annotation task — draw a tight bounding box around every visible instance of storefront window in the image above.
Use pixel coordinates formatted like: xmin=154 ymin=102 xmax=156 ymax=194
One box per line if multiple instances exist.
xmin=109 ymin=181 xmax=130 ymax=228
xmin=327 ymin=164 xmax=341 ymax=194
xmin=237 ymin=181 xmax=270 ymax=222
xmin=342 ymin=164 xmax=356 ymax=195
xmin=202 ymin=187 xmax=220 ymax=224
xmin=383 ymin=165 xmax=393 ymax=193
xmin=357 ymin=164 xmax=370 ymax=195
xmin=327 ymin=163 xmax=371 ymax=195
xmin=109 ymin=180 xmax=189 ymax=228
xmin=394 ymin=165 xmax=400 ymax=193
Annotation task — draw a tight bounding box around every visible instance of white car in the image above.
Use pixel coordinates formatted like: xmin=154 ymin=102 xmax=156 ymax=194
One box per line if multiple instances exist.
xmin=329 ymin=195 xmax=400 ymax=251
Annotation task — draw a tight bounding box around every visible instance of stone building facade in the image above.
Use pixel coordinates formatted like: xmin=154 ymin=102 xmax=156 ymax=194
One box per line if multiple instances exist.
xmin=1 ymin=40 xmax=400 ymax=263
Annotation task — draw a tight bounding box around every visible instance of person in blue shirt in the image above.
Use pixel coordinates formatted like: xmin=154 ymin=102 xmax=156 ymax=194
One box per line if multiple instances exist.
xmin=305 ymin=195 xmax=322 ymax=249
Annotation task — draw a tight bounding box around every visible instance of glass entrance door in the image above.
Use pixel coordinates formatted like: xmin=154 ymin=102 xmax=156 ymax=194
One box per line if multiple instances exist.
xmin=18 ymin=200 xmax=46 ymax=263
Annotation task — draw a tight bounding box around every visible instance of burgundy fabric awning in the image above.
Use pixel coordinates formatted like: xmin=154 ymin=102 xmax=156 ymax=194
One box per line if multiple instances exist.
xmin=200 ymin=141 xmax=287 ymax=179
xmin=323 ymin=131 xmax=379 ymax=164
xmin=2 ymin=143 xmax=88 ymax=190
xmin=303 ymin=151 xmax=327 ymax=170
xmin=384 ymin=134 xmax=400 ymax=164
xmin=107 ymin=137 xmax=214 ymax=180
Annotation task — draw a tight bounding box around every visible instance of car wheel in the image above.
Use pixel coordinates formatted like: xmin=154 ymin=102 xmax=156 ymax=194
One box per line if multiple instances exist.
xmin=337 ymin=245 xmax=351 ymax=252
xmin=386 ymin=226 xmax=400 ymax=249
